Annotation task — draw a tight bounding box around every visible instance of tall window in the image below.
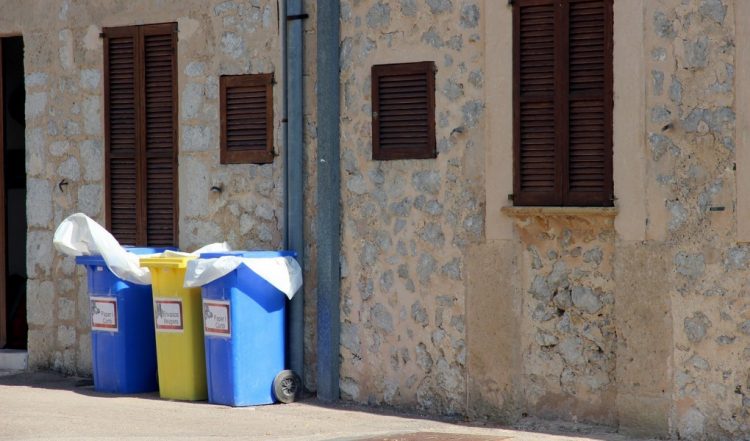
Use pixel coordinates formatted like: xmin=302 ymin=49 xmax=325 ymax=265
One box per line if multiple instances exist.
xmin=103 ymin=23 xmax=178 ymax=246
xmin=513 ymin=0 xmax=613 ymax=206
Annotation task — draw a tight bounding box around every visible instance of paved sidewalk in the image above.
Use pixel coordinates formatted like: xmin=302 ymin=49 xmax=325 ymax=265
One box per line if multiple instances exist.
xmin=0 ymin=372 xmax=653 ymax=441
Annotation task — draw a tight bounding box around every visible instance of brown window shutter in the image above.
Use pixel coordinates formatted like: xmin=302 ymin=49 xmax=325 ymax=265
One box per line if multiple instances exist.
xmin=372 ymin=61 xmax=436 ymax=161
xmin=220 ymin=73 xmax=274 ymax=164
xmin=565 ymin=0 xmax=613 ymax=206
xmin=513 ymin=0 xmax=559 ymax=205
xmin=142 ymin=23 xmax=178 ymax=246
xmin=513 ymin=0 xmax=613 ymax=207
xmin=104 ymin=27 xmax=140 ymax=245
xmin=104 ymin=23 xmax=178 ymax=247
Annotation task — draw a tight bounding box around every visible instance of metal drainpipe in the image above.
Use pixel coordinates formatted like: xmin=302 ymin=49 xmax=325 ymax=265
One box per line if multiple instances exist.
xmin=282 ymin=0 xmax=305 ymax=388
xmin=315 ymin=0 xmax=341 ymax=402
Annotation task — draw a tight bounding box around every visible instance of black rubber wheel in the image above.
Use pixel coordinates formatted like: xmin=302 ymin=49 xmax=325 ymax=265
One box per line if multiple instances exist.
xmin=273 ymin=369 xmax=301 ymax=403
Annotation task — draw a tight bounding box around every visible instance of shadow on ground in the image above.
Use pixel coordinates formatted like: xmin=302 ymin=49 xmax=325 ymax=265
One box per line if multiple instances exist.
xmin=0 ymin=370 xmax=163 ymax=401
xmin=0 ymin=370 xmax=652 ymax=441
xmin=300 ymin=398 xmax=639 ymax=441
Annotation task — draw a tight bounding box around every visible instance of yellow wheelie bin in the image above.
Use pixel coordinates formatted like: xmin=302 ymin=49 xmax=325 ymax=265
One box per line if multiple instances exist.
xmin=140 ymin=255 xmax=207 ymax=401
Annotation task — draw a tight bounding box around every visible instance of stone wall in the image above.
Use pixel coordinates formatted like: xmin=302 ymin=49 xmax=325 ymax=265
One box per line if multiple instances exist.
xmin=336 ymin=0 xmax=622 ymax=424
xmin=5 ymin=0 xmax=750 ymax=438
xmin=0 ymin=0 xmax=319 ymax=381
xmin=176 ymin=0 xmax=283 ymax=251
xmin=511 ymin=210 xmax=617 ymax=424
xmin=644 ymin=1 xmax=748 ymax=439
xmin=337 ymin=1 xmax=750 ymax=438
xmin=338 ymin=0 xmax=484 ymax=413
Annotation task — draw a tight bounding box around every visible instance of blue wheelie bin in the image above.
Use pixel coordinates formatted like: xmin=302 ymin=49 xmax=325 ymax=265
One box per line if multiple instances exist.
xmin=199 ymin=251 xmax=300 ymax=406
xmin=76 ymin=247 xmax=170 ymax=394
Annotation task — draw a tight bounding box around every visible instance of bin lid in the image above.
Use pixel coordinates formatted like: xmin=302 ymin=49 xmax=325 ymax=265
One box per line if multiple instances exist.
xmin=139 ymin=255 xmax=197 ymax=269
xmin=75 ymin=247 xmax=176 ymax=266
xmin=199 ymin=250 xmax=297 ymax=259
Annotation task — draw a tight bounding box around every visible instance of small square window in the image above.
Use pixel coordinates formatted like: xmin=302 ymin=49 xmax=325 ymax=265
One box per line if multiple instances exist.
xmin=220 ymin=73 xmax=274 ymax=164
xmin=371 ymin=61 xmax=436 ymax=161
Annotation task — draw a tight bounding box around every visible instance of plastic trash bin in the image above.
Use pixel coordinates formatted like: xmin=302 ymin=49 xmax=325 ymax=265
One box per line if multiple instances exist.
xmin=199 ymin=251 xmax=300 ymax=406
xmin=139 ymin=255 xmax=207 ymax=401
xmin=76 ymin=247 xmax=168 ymax=394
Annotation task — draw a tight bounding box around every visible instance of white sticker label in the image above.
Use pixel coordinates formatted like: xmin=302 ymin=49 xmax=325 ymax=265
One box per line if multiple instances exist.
xmin=91 ymin=297 xmax=118 ymax=332
xmin=203 ymin=300 xmax=231 ymax=337
xmin=154 ymin=298 xmax=184 ymax=333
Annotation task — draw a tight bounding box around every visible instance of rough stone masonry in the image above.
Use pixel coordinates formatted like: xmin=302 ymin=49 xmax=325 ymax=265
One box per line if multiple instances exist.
xmin=3 ymin=1 xmax=750 ymax=440
xmin=1 ymin=0 xmax=321 ymax=386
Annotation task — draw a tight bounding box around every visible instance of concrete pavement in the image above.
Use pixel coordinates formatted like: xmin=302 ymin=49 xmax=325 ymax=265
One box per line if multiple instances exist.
xmin=0 ymin=372 xmax=653 ymax=441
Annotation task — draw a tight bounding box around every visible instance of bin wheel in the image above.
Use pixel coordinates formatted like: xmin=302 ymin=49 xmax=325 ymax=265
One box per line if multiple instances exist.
xmin=273 ymin=369 xmax=301 ymax=404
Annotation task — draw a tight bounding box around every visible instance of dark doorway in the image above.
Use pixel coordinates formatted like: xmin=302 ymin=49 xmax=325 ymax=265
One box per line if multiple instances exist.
xmin=1 ymin=36 xmax=27 ymax=349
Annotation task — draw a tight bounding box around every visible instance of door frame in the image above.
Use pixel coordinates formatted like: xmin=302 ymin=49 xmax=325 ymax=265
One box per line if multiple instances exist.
xmin=0 ymin=39 xmax=7 ymax=348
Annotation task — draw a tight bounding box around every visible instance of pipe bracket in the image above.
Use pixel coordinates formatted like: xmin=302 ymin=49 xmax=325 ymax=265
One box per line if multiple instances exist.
xmin=286 ymin=14 xmax=309 ymax=21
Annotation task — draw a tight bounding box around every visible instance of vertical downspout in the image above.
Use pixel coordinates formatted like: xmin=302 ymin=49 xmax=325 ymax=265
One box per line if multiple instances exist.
xmin=315 ymin=0 xmax=341 ymax=402
xmin=283 ymin=0 xmax=305 ymax=385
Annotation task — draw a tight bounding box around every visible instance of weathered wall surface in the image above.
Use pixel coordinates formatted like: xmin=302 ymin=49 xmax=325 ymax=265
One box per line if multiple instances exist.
xmin=510 ymin=211 xmax=618 ymax=424
xmin=643 ymin=1 xmax=748 ymax=439
xmin=614 ymin=242 xmax=672 ymax=438
xmin=5 ymin=0 xmax=750 ymax=437
xmin=338 ymin=0 xmax=750 ymax=438
xmin=175 ymin=0 xmax=283 ymax=251
xmin=338 ymin=0 xmax=484 ymax=414
xmin=336 ymin=0 xmax=623 ymax=425
xmin=0 ymin=0 xmax=319 ymax=380
xmin=334 ymin=0 xmax=637 ymax=427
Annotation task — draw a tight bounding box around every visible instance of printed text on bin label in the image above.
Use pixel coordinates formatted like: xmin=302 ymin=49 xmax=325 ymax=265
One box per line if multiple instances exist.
xmin=203 ymin=300 xmax=231 ymax=337
xmin=154 ymin=298 xmax=183 ymax=332
xmin=91 ymin=297 xmax=118 ymax=332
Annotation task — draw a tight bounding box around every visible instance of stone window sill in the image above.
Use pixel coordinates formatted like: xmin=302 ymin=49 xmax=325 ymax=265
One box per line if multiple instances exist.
xmin=501 ymin=206 xmax=619 ymax=218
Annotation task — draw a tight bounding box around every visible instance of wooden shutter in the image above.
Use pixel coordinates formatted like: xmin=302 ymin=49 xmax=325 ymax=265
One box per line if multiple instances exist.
xmin=104 ymin=27 xmax=139 ymax=245
xmin=514 ymin=0 xmax=559 ymax=205
xmin=220 ymin=73 xmax=274 ymax=164
xmin=513 ymin=0 xmax=612 ymax=206
xmin=565 ymin=0 xmax=612 ymax=205
xmin=143 ymin=24 xmax=178 ymax=246
xmin=372 ymin=61 xmax=436 ymax=160
xmin=104 ymin=23 xmax=178 ymax=247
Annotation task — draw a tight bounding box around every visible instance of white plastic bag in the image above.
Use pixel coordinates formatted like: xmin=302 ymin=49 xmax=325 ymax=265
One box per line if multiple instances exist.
xmin=184 ymin=255 xmax=302 ymax=299
xmin=53 ymin=213 xmax=154 ymax=285
xmin=54 ymin=213 xmax=231 ymax=285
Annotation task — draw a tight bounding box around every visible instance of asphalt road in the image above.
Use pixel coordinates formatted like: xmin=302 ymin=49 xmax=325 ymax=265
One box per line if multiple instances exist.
xmin=0 ymin=371 xmax=652 ymax=441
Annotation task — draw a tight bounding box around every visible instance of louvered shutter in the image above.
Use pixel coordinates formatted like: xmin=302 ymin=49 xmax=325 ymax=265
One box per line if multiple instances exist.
xmin=104 ymin=27 xmax=139 ymax=245
xmin=565 ymin=0 xmax=612 ymax=205
xmin=143 ymin=24 xmax=177 ymax=246
xmin=372 ymin=61 xmax=436 ymax=160
xmin=513 ymin=0 xmax=559 ymax=205
xmin=104 ymin=24 xmax=178 ymax=247
xmin=220 ymin=73 xmax=274 ymax=164
xmin=513 ymin=0 xmax=612 ymax=207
